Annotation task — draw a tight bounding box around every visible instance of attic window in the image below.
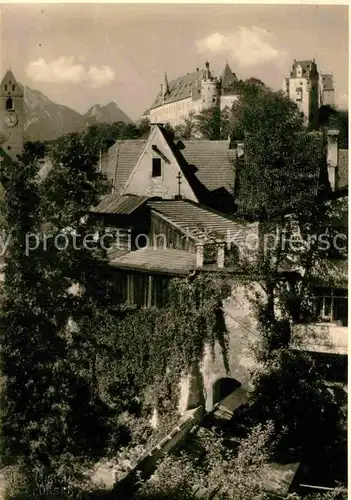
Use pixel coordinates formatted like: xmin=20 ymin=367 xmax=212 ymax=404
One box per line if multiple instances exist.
xmin=152 ymin=158 xmax=162 ymax=177
xmin=6 ymin=98 xmax=14 ymax=111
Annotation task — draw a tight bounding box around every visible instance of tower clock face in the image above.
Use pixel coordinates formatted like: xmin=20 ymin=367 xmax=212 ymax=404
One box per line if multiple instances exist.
xmin=5 ymin=114 xmax=18 ymax=127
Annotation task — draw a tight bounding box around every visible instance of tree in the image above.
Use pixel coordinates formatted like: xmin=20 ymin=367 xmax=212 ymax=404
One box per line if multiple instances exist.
xmin=0 ymin=135 xmax=117 ymax=495
xmin=174 ymin=111 xmax=196 ymax=140
xmin=229 ymin=88 xmax=346 ymax=458
xmin=318 ymin=106 xmax=348 ymax=149
xmin=195 ymin=107 xmax=231 ymax=140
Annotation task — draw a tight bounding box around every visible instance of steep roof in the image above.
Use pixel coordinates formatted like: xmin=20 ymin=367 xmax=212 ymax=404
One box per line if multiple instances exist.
xmin=221 ymin=62 xmax=237 ymax=89
xmin=0 ymin=70 xmax=24 ymax=96
xmin=110 ymin=247 xmax=196 ymax=275
xmin=101 ymin=140 xmax=147 ymax=194
xmin=101 ymin=126 xmax=236 ymax=208
xmin=179 ymin=140 xmax=236 ymax=194
xmin=150 ymin=70 xmax=203 ymax=110
xmin=147 ymin=199 xmax=257 ymax=244
xmin=291 ymin=60 xmax=318 ymax=78
xmin=93 ymin=193 xmax=149 ymax=215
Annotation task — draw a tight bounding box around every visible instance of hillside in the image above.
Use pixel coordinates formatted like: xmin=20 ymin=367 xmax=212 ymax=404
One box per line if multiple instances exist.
xmin=24 ymin=87 xmax=132 ymax=142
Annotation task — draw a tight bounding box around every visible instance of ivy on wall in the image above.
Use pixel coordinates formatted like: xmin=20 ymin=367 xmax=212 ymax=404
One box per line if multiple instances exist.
xmin=96 ymin=273 xmax=232 ymax=419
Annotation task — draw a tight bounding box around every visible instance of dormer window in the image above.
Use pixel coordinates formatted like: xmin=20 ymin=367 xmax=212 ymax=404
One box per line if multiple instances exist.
xmin=152 ymin=158 xmax=162 ymax=177
xmin=6 ymin=98 xmax=14 ymax=111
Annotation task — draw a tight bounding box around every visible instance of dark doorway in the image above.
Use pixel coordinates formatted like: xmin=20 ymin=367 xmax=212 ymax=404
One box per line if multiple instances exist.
xmin=212 ymin=377 xmax=241 ymax=406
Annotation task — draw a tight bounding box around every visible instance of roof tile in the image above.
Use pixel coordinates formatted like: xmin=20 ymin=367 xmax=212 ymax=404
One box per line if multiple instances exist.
xmin=148 ymin=199 xmax=257 ymax=244
xmin=101 ymin=140 xmax=147 ymax=194
xmin=93 ymin=193 xmax=149 ymax=214
xmin=110 ymin=247 xmax=196 ymax=274
xmin=180 ymin=140 xmax=236 ymax=194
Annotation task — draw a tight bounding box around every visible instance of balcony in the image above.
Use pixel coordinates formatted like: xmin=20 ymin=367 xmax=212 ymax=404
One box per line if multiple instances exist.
xmin=291 ymin=322 xmax=348 ymax=355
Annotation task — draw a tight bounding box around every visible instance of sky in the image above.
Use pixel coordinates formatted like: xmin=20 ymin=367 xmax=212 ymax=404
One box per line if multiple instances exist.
xmin=1 ymin=4 xmax=348 ymax=120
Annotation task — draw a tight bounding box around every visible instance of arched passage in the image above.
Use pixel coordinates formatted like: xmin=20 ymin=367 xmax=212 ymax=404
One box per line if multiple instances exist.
xmin=206 ymin=376 xmax=242 ymax=411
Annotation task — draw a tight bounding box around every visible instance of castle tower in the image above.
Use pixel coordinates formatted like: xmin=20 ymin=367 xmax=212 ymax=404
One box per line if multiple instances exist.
xmin=283 ymin=59 xmax=320 ymax=128
xmin=0 ymin=70 xmax=24 ymax=161
xmin=221 ymin=61 xmax=237 ymax=93
xmin=200 ymin=61 xmax=220 ymax=111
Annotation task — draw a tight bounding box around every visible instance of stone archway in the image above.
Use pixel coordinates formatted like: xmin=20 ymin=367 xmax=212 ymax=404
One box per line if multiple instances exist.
xmin=206 ymin=375 xmax=241 ymax=411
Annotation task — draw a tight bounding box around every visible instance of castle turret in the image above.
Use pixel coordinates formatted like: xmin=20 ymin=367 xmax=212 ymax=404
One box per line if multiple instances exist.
xmin=200 ymin=61 xmax=220 ymax=110
xmin=284 ymin=59 xmax=320 ymax=128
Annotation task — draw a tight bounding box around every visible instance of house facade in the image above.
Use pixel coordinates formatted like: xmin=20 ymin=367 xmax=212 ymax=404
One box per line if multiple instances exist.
xmin=97 ymin=124 xmax=348 ymax=410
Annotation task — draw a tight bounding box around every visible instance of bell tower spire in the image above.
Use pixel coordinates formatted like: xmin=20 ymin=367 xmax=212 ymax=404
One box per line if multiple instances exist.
xmin=0 ymin=70 xmax=24 ymax=161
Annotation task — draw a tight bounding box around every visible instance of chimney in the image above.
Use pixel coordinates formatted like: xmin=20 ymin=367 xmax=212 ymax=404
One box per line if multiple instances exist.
xmin=196 ymin=243 xmax=204 ymax=267
xmin=327 ymin=129 xmax=339 ymax=190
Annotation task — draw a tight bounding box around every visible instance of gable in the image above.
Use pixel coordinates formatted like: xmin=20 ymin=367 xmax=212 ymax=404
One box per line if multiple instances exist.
xmin=121 ymin=126 xmax=198 ymax=202
xmin=100 ymin=126 xmax=237 ymax=211
xmin=101 ymin=140 xmax=147 ymax=194
xmin=0 ymin=70 xmax=23 ymax=97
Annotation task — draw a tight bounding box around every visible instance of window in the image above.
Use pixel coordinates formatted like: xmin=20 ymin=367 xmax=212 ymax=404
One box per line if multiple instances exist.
xmin=212 ymin=97 xmax=216 ymax=103
xmin=4 ymin=84 xmax=7 ymax=91
xmin=12 ymin=84 xmax=15 ymax=91
xmin=6 ymin=98 xmax=14 ymax=111
xmin=313 ymin=287 xmax=348 ymax=326
xmin=152 ymin=157 xmax=162 ymax=177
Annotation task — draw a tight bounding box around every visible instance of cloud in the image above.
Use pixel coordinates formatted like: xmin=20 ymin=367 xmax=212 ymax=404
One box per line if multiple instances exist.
xmin=196 ymin=27 xmax=286 ymax=67
xmin=25 ymin=57 xmax=115 ymax=87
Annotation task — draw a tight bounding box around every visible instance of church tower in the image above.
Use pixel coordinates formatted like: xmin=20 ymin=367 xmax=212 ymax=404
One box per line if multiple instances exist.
xmin=0 ymin=70 xmax=24 ymax=162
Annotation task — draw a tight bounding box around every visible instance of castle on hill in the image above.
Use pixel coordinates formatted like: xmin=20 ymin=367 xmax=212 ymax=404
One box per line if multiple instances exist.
xmin=144 ymin=61 xmax=239 ymax=128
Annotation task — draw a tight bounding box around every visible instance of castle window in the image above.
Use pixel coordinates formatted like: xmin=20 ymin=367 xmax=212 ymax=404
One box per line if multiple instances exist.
xmin=4 ymin=84 xmax=7 ymax=91
xmin=152 ymin=158 xmax=162 ymax=177
xmin=6 ymin=98 xmax=14 ymax=111
xmin=212 ymin=96 xmax=216 ymax=103
xmin=12 ymin=85 xmax=15 ymax=91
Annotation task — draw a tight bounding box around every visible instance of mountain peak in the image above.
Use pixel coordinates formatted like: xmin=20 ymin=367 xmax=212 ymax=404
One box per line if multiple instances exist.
xmin=22 ymin=87 xmax=133 ymax=141
xmin=84 ymin=102 xmax=132 ymax=125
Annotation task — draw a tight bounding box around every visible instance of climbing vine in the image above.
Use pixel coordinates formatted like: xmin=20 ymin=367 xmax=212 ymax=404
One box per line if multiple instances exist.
xmin=96 ymin=273 xmax=232 ymax=422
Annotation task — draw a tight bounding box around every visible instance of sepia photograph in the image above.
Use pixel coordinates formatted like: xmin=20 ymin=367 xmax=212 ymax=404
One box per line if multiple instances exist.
xmin=0 ymin=2 xmax=348 ymax=498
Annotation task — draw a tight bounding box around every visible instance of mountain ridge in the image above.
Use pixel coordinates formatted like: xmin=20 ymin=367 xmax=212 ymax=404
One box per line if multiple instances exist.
xmin=24 ymin=87 xmax=133 ymax=142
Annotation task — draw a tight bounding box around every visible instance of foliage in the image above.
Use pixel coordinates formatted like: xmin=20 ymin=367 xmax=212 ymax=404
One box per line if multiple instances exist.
xmin=95 ymin=274 xmax=230 ymax=414
xmin=229 ymin=86 xmax=346 ymax=478
xmin=194 ymin=106 xmax=229 ymax=140
xmin=134 ymin=422 xmax=275 ymax=500
xmin=318 ymin=106 xmax=348 ymax=149
xmin=0 ymin=134 xmax=118 ymax=494
xmin=174 ymin=111 xmax=196 ymax=140
xmin=248 ymin=349 xmax=340 ymax=449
